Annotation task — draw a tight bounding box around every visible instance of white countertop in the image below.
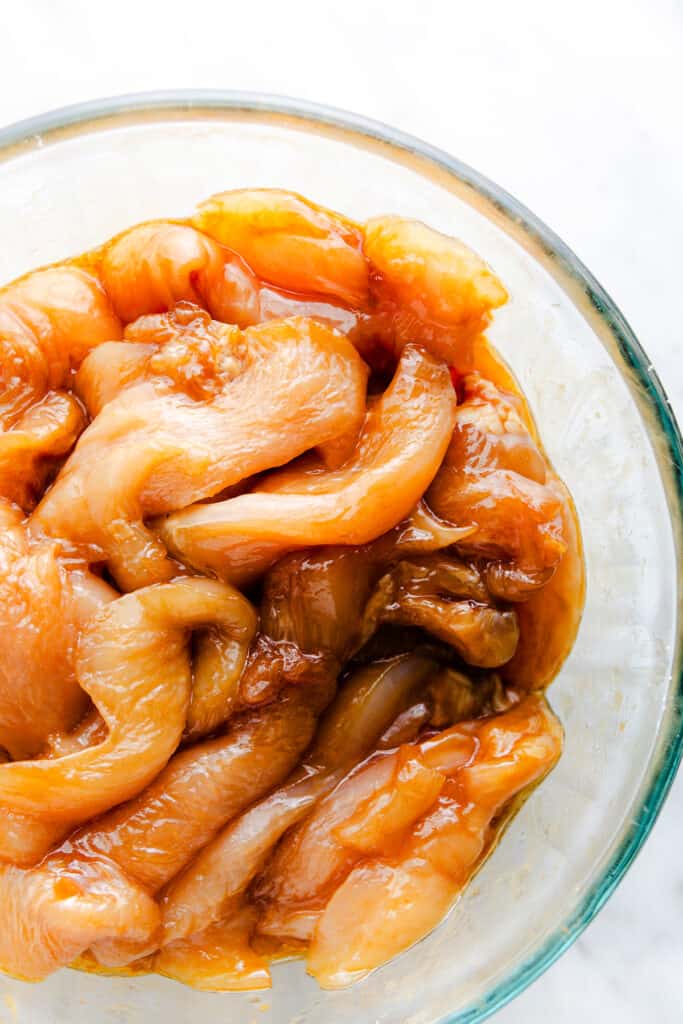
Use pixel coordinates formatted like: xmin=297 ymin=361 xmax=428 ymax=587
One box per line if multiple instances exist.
xmin=1 ymin=1 xmax=682 ymax=1019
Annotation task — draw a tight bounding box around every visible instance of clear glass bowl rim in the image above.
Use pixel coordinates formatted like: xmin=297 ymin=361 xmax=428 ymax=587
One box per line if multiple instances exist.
xmin=0 ymin=89 xmax=681 ymax=1024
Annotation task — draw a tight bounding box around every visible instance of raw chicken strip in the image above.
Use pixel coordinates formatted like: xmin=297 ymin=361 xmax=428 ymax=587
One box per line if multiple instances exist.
xmin=159 ymin=654 xmax=436 ymax=945
xmin=0 ymin=854 xmax=158 ymax=981
xmin=307 ymin=696 xmax=562 ymax=986
xmin=0 ymin=502 xmax=115 ymax=762
xmin=159 ymin=344 xmax=456 ymax=584
xmin=254 ymin=737 xmax=467 ymax=946
xmin=428 ymin=372 xmax=565 ymax=576
xmin=0 ymin=391 xmax=85 ymax=509
xmin=101 ymin=222 xmax=227 ymax=323
xmin=75 ymin=685 xmax=329 ymax=894
xmin=33 ymin=311 xmax=368 ymax=590
xmin=362 ymin=216 xmax=507 ymax=365
xmin=0 ymin=265 xmax=121 ymax=506
xmin=0 ymin=579 xmax=256 ymax=851
xmin=358 ymin=555 xmax=519 ymax=667
xmin=193 ymin=189 xmax=369 ymax=306
xmin=0 ymin=265 xmax=121 ymax=423
xmin=428 ymin=372 xmax=584 ymax=686
xmin=102 ymin=218 xmax=362 ymax=338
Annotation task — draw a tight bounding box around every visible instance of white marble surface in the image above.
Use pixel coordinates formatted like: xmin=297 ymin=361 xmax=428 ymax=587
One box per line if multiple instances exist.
xmin=1 ymin=0 xmax=682 ymax=1019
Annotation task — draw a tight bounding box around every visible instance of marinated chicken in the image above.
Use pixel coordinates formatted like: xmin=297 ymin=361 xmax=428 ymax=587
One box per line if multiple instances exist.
xmin=0 ymin=188 xmax=584 ymax=992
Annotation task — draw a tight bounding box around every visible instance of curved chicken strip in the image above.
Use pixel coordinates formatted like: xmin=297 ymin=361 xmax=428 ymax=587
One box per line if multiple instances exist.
xmin=76 ymin=311 xmax=361 ymax=461
xmin=504 ymin=494 xmax=584 ymax=689
xmin=254 ymin=728 xmax=470 ymax=946
xmin=100 ymin=218 xmax=363 ymax=353
xmin=0 ymin=265 xmax=121 ymax=506
xmin=0 ymin=508 xmax=116 ymax=867
xmin=307 ymin=697 xmax=562 ymax=987
xmin=186 ymin=592 xmax=258 ymax=739
xmin=362 ymin=217 xmax=507 ymax=365
xmin=159 ymin=775 xmax=334 ymax=952
xmin=0 ymin=391 xmax=86 ymax=510
xmin=160 ymin=344 xmax=456 ymax=584
xmin=428 ymin=372 xmax=584 ymax=686
xmin=2 ymin=711 xmax=106 ymax=867
xmin=0 ymin=265 xmax=121 ymax=422
xmin=0 ymin=578 xmax=255 ymax=826
xmin=75 ymin=686 xmax=327 ymax=895
xmin=0 ymin=505 xmax=115 ymax=762
xmin=193 ymin=189 xmax=369 ymax=307
xmin=0 ymin=854 xmax=159 ymax=982
xmin=257 ymin=697 xmax=559 ymax=957
xmin=359 ymin=556 xmax=519 ymax=668
xmin=428 ymin=372 xmax=566 ymax=577
xmin=34 ymin=312 xmax=368 ymax=590
xmin=101 ymin=222 xmax=227 ymax=323
xmin=75 ymin=339 xmax=154 ymax=415
xmin=159 ymin=653 xmax=436 ymax=945
xmin=239 ymin=503 xmax=471 ymax=704
xmin=83 ymin=686 xmax=328 ymax=968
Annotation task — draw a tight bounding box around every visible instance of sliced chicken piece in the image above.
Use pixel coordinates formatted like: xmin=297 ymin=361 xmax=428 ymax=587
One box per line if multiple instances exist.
xmin=185 ymin=588 xmax=257 ymax=740
xmin=0 ymin=579 xmax=255 ymax=870
xmin=0 ymin=505 xmax=115 ymax=763
xmin=239 ymin=503 xmax=470 ymax=704
xmin=101 ymin=217 xmax=363 ymax=342
xmin=159 ymin=653 xmax=436 ymax=946
xmin=306 ymin=654 xmax=437 ymax=772
xmin=256 ymin=696 xmax=556 ymax=953
xmin=0 ymin=391 xmax=85 ymax=509
xmin=0 ymin=265 xmax=121 ymax=421
xmin=193 ymin=189 xmax=369 ymax=307
xmin=504 ymin=492 xmax=584 ymax=688
xmin=253 ymin=732 xmax=466 ymax=947
xmin=74 ymin=686 xmax=327 ymax=896
xmin=428 ymin=372 xmax=585 ymax=686
xmin=101 ymin=221 xmax=228 ymax=323
xmin=358 ymin=555 xmax=519 ymax=668
xmin=160 ymin=775 xmax=332 ymax=950
xmin=428 ymin=372 xmax=565 ymax=576
xmin=0 ymin=516 xmax=115 ymax=868
xmin=362 ymin=217 xmax=507 ymax=365
xmin=160 ymin=344 xmax=456 ymax=585
xmin=82 ymin=686 xmax=328 ymax=968
xmin=0 ymin=853 xmax=158 ymax=982
xmin=0 ymin=265 xmax=121 ymax=506
xmin=33 ymin=311 xmax=367 ymax=590
xmin=307 ymin=696 xmax=562 ymax=987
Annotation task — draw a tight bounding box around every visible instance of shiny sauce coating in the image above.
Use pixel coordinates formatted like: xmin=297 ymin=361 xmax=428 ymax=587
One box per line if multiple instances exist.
xmin=0 ymin=189 xmax=584 ymax=990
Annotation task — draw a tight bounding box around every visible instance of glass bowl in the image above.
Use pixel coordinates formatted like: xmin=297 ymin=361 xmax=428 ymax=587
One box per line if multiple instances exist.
xmin=0 ymin=91 xmax=681 ymax=1024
